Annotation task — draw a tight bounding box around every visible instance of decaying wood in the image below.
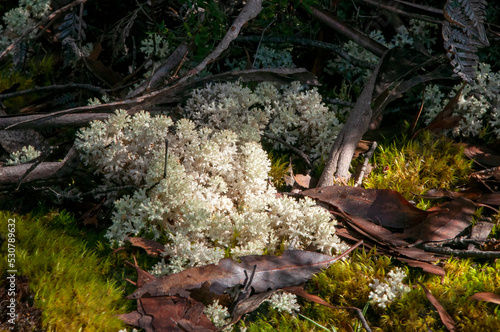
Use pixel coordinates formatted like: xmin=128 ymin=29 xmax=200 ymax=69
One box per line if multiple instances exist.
xmin=0 ymin=68 xmax=319 ymax=130
xmin=317 ymin=50 xmax=388 ymax=186
xmin=127 ymin=43 xmax=193 ymax=98
xmin=0 ymin=146 xmax=79 ymax=185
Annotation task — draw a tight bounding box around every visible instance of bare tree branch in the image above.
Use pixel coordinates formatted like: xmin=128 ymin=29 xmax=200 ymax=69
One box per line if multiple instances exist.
xmin=309 ymin=6 xmax=388 ymax=57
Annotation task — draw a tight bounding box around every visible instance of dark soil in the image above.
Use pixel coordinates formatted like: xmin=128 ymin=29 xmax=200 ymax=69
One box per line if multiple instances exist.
xmin=0 ymin=274 xmax=44 ymax=332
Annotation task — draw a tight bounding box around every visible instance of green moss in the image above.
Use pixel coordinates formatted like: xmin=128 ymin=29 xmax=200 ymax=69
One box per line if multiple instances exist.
xmin=0 ymin=210 xmax=128 ymax=331
xmin=363 ymin=131 xmax=472 ymax=205
xmin=269 ymin=151 xmax=290 ymax=189
xmin=243 ymin=249 xmax=500 ymax=331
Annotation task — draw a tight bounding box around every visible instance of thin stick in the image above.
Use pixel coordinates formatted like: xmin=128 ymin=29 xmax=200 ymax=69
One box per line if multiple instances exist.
xmin=263 ymin=133 xmax=313 ymax=169
xmin=354 ymin=141 xmax=377 ymax=187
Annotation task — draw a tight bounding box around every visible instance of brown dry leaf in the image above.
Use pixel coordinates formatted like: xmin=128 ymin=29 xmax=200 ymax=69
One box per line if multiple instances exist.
xmin=125 ymin=256 xmax=156 ymax=287
xmin=127 ymin=242 xmax=362 ymax=300
xmin=229 ymin=290 xmax=276 ymax=324
xmin=426 ymin=84 xmax=464 ymax=135
xmin=402 ymin=197 xmax=475 ymax=243
xmin=139 ymin=296 xmax=216 ymax=332
xmin=293 ymin=173 xmax=318 ymax=189
xmin=476 ymin=192 xmax=500 ymax=205
xmin=302 ymin=186 xmax=430 ymax=228
xmin=469 ymin=292 xmax=500 ymax=305
xmin=126 ymin=237 xmax=166 ymax=256
xmin=471 ymin=166 xmax=500 ymax=181
xmin=423 ymin=188 xmax=482 ymax=200
xmin=417 ymin=281 xmax=456 ymax=332
xmin=284 ymin=285 xmax=334 ymax=308
xmin=397 ymin=258 xmax=445 ymax=276
xmin=463 ymin=144 xmax=500 ymax=167
xmin=330 ymin=211 xmax=446 ymax=275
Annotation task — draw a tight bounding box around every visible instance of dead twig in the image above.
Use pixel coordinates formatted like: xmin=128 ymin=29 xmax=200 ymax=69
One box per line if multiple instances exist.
xmin=176 ymin=0 xmax=263 ymax=84
xmin=362 ymin=0 xmax=442 ymax=24
xmin=0 ymin=146 xmax=79 ymax=185
xmin=418 ymin=243 xmax=500 ymax=259
xmin=263 ymin=133 xmax=313 ymax=169
xmin=0 ymin=83 xmax=109 ymax=101
xmin=127 ymin=43 xmax=193 ymax=98
xmin=309 ymin=6 xmax=388 ymax=58
xmin=354 ymin=141 xmax=377 ymax=187
xmin=2 ymin=68 xmax=318 ymax=130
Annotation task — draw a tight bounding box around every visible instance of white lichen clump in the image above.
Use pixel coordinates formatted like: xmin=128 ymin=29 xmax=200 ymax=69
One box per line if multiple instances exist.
xmin=267 ymin=292 xmax=301 ymax=314
xmin=204 ymin=300 xmax=232 ymax=330
xmin=1 ymin=0 xmax=51 ymax=49
xmin=423 ymin=63 xmax=500 ymax=139
xmin=76 ymin=110 xmax=346 ymax=274
xmin=184 ymin=81 xmax=342 ymax=162
xmin=368 ymin=267 xmax=410 ymax=308
xmin=6 ymin=145 xmax=41 ymax=165
xmin=326 ymin=23 xmax=430 ymax=84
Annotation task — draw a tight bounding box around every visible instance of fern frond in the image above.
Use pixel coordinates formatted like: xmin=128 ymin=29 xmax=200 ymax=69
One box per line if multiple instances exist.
xmin=57 ymin=9 xmax=88 ymax=67
xmin=443 ymin=0 xmax=489 ymax=83
xmin=445 ymin=0 xmax=488 ymax=45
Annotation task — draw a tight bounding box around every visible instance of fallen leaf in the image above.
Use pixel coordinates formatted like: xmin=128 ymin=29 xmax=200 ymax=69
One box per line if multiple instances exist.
xmin=426 ymin=84 xmax=464 ymax=135
xmin=302 ymin=186 xmax=430 ymax=228
xmin=293 ymin=173 xmax=318 ymax=189
xmin=471 ymin=166 xmax=500 ymax=181
xmin=126 ymin=237 xmax=166 ymax=256
xmin=229 ymin=290 xmax=276 ymax=324
xmin=469 ymin=292 xmax=500 ymax=305
xmin=463 ymin=144 xmax=500 ymax=167
xmin=402 ymin=197 xmax=474 ymax=243
xmin=417 ymin=281 xmax=456 ymax=332
xmin=127 ymin=242 xmax=362 ymax=300
xmin=136 ymin=296 xmax=216 ymax=332
xmin=476 ymin=192 xmax=500 ymax=206
xmin=423 ymin=188 xmax=482 ymax=200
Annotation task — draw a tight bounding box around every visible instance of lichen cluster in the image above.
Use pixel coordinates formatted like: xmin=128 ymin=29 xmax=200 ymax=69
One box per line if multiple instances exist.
xmin=75 ymin=110 xmax=347 ymax=274
xmin=6 ymin=145 xmax=41 ymax=165
xmin=184 ymin=80 xmax=342 ymax=162
xmin=423 ymin=62 xmax=500 ymax=139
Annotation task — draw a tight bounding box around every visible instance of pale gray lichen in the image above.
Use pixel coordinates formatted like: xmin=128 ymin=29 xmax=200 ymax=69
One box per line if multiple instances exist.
xmin=6 ymin=145 xmax=41 ymax=165
xmin=368 ymin=267 xmax=410 ymax=309
xmin=184 ymin=80 xmax=342 ymax=162
xmin=423 ymin=63 xmax=500 ymax=139
xmin=75 ymin=110 xmax=347 ymax=274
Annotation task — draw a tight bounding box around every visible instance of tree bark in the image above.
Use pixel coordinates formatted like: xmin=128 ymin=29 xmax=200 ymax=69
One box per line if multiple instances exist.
xmin=317 ymin=50 xmax=388 ymax=187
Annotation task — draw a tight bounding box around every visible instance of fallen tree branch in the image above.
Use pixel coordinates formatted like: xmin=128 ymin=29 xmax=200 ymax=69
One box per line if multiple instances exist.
xmin=127 ymin=42 xmax=193 ymax=98
xmin=177 ymin=0 xmax=263 ymax=84
xmin=0 ymin=83 xmax=109 ymax=101
xmin=318 ymin=50 xmax=388 ymax=187
xmin=362 ymin=0 xmax=442 ymax=24
xmin=1 ymin=68 xmax=318 ymax=130
xmin=0 ymin=146 xmax=79 ymax=185
xmin=418 ymin=243 xmax=500 ymax=259
xmin=309 ymin=6 xmax=388 ymax=58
